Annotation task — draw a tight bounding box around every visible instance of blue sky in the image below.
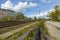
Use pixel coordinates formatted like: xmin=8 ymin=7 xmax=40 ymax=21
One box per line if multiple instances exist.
xmin=0 ymin=0 xmax=60 ymax=18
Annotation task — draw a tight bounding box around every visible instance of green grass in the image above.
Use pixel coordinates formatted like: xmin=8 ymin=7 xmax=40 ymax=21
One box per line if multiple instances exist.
xmin=1 ymin=22 xmax=38 ymax=40
xmin=0 ymin=37 xmax=3 ymax=40
xmin=4 ymin=27 xmax=30 ymax=40
xmin=54 ymin=19 xmax=60 ymax=22
xmin=44 ymin=24 xmax=49 ymax=36
xmin=24 ymin=21 xmax=42 ymax=40
xmin=24 ymin=30 xmax=35 ymax=40
xmin=55 ymin=26 xmax=60 ymax=30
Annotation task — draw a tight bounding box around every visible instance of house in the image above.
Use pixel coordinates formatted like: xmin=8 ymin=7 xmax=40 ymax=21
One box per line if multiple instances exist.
xmin=0 ymin=9 xmax=7 ymax=18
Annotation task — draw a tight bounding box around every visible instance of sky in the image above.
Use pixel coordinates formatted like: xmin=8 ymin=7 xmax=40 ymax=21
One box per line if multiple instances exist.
xmin=0 ymin=0 xmax=60 ymax=18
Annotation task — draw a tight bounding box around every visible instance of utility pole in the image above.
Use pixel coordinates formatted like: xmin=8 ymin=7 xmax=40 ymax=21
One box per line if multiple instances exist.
xmin=39 ymin=10 xmax=40 ymax=18
xmin=25 ymin=0 xmax=30 ymax=4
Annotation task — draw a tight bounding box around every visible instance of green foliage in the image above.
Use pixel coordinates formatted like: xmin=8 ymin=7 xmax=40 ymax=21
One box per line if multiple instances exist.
xmin=16 ymin=13 xmax=25 ymax=20
xmin=50 ymin=11 xmax=56 ymax=20
xmin=24 ymin=30 xmax=35 ymax=40
xmin=0 ymin=16 xmax=14 ymax=22
xmin=34 ymin=16 xmax=37 ymax=20
xmin=6 ymin=16 xmax=14 ymax=21
xmin=49 ymin=6 xmax=60 ymax=21
xmin=0 ymin=37 xmax=3 ymax=40
xmin=37 ymin=18 xmax=41 ymax=21
xmin=0 ymin=12 xmax=26 ymax=22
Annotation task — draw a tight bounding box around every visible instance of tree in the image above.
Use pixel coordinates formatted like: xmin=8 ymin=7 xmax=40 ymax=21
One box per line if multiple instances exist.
xmin=34 ymin=16 xmax=37 ymax=20
xmin=37 ymin=18 xmax=41 ymax=21
xmin=0 ymin=16 xmax=14 ymax=22
xmin=49 ymin=11 xmax=56 ymax=20
xmin=49 ymin=6 xmax=60 ymax=20
xmin=6 ymin=16 xmax=14 ymax=21
xmin=54 ymin=6 xmax=59 ymax=20
xmin=16 ymin=13 xmax=25 ymax=20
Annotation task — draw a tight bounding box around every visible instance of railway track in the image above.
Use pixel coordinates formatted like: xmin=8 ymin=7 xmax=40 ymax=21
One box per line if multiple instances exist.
xmin=0 ymin=21 xmax=34 ymax=28
xmin=0 ymin=22 xmax=38 ymax=39
xmin=0 ymin=21 xmax=35 ymax=34
xmin=0 ymin=23 xmax=31 ymax=34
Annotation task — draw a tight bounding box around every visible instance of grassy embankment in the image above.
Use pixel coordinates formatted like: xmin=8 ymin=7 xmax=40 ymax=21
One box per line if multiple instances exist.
xmin=0 ymin=21 xmax=38 ymax=40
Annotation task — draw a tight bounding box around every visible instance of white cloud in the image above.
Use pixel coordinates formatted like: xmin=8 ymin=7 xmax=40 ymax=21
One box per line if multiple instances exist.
xmin=29 ymin=2 xmax=37 ymax=7
xmin=1 ymin=0 xmax=13 ymax=10
xmin=41 ymin=0 xmax=52 ymax=3
xmin=1 ymin=0 xmax=37 ymax=12
xmin=27 ymin=13 xmax=44 ymax=18
xmin=27 ymin=9 xmax=54 ymax=18
xmin=43 ymin=9 xmax=54 ymax=16
xmin=43 ymin=9 xmax=55 ymax=19
xmin=13 ymin=2 xmax=28 ymax=12
xmin=49 ymin=9 xmax=55 ymax=12
xmin=43 ymin=11 xmax=48 ymax=16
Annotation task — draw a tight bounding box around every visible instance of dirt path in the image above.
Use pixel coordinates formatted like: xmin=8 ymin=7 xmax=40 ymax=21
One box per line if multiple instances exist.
xmin=45 ymin=21 xmax=60 ymax=40
xmin=46 ymin=21 xmax=60 ymax=28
